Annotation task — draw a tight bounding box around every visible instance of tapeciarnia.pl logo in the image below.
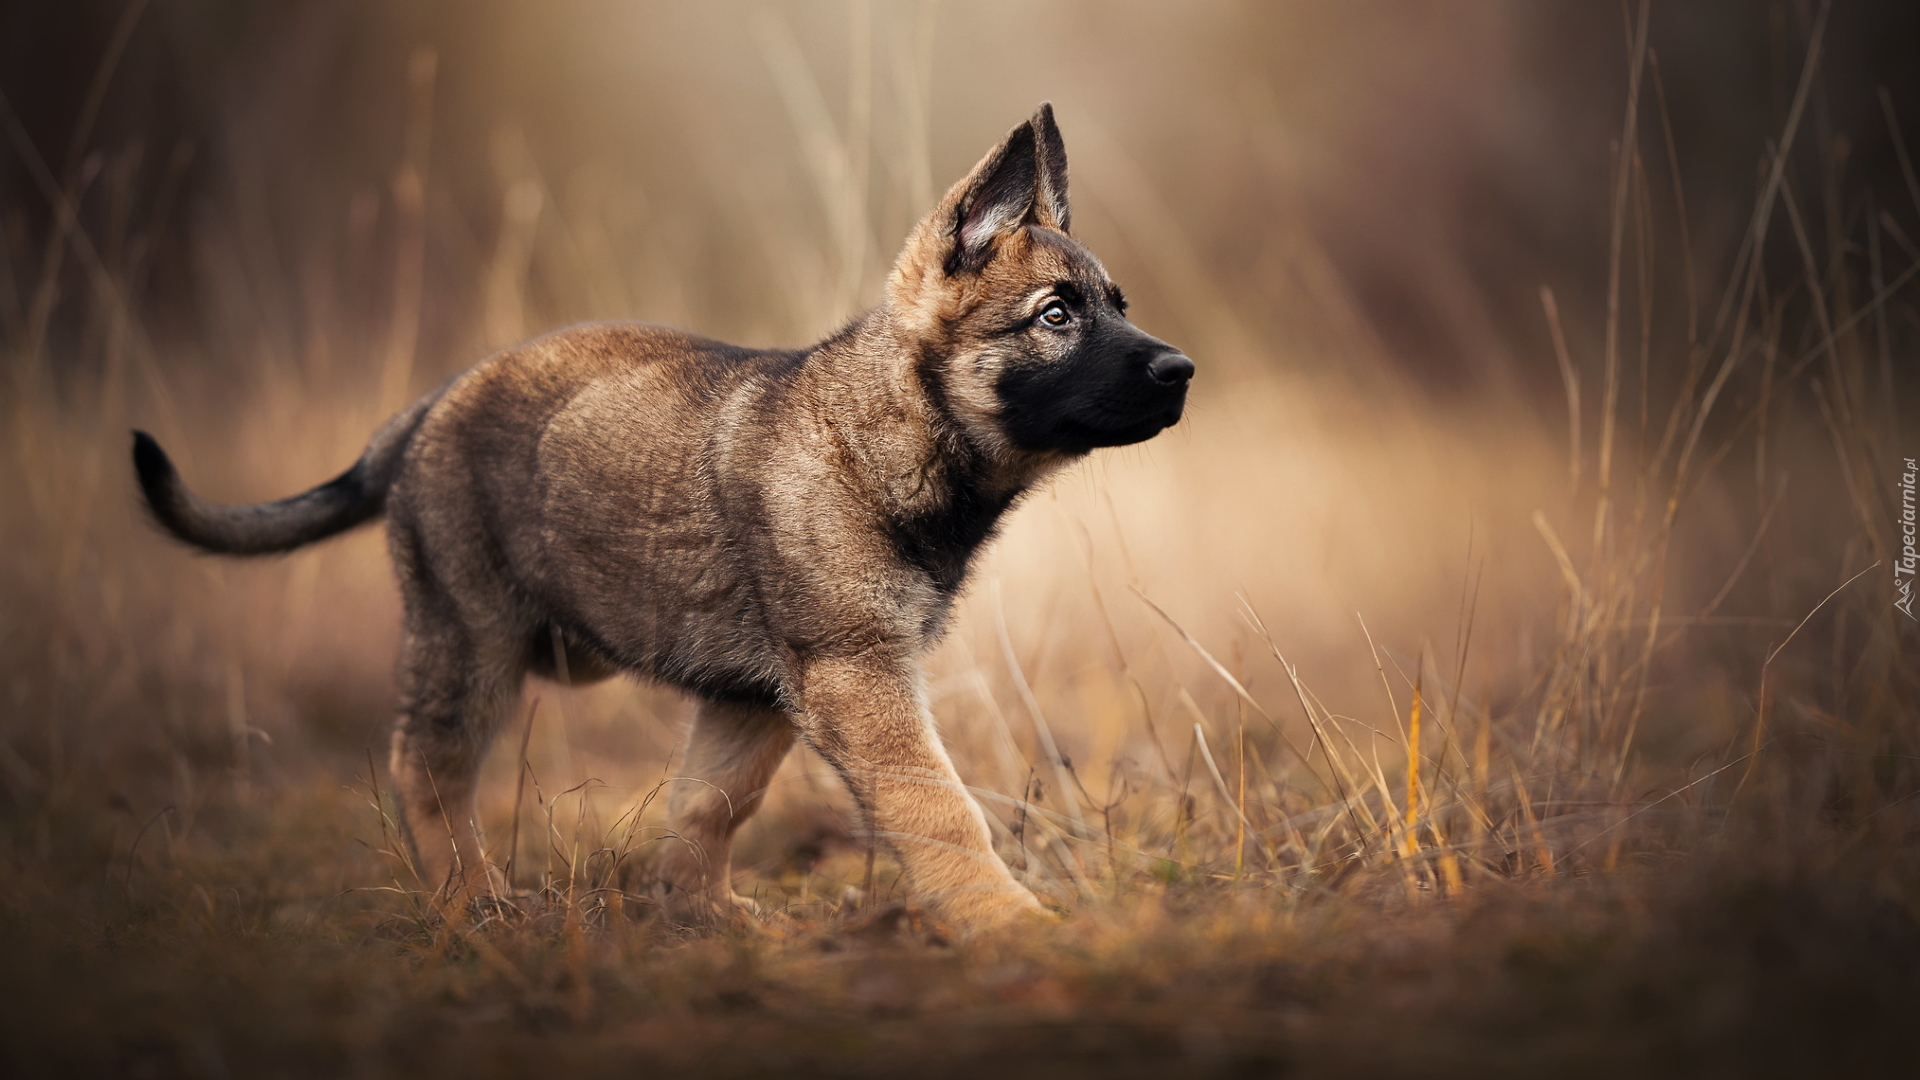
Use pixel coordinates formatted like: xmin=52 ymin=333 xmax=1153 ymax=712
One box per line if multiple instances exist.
xmin=1899 ymin=457 xmax=1917 ymax=620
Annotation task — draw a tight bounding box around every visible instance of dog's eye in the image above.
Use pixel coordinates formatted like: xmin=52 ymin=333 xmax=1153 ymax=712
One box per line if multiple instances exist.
xmin=1038 ymin=300 xmax=1070 ymax=328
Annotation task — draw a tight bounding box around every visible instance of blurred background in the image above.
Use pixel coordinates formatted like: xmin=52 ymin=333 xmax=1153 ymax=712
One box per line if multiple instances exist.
xmin=9 ymin=1 xmax=1920 ymax=378
xmin=2 ymin=0 xmax=1917 ymax=912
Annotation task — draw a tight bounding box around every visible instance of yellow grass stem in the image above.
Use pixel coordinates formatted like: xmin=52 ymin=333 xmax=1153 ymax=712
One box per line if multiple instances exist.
xmin=1235 ymin=720 xmax=1247 ymax=880
xmin=1432 ymin=812 xmax=1464 ymax=897
xmin=1512 ymin=764 xmax=1555 ymax=877
xmin=1404 ymin=676 xmax=1421 ymax=835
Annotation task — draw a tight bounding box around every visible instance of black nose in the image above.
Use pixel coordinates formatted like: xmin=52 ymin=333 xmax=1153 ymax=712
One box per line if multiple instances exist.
xmin=1147 ymin=352 xmax=1194 ymax=386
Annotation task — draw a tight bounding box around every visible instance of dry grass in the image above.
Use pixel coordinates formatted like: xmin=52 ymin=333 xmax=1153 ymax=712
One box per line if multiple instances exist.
xmin=3 ymin=3 xmax=1918 ymax=1076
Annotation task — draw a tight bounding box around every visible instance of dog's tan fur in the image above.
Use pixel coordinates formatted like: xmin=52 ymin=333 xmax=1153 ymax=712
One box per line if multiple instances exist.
xmin=133 ymin=103 xmax=1192 ymax=932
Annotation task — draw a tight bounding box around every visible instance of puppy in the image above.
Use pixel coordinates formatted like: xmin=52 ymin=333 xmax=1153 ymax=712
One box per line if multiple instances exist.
xmin=135 ymin=102 xmax=1193 ymax=931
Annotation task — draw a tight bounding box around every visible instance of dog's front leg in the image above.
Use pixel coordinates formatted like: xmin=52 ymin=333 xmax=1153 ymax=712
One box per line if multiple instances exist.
xmin=794 ymin=654 xmax=1046 ymax=932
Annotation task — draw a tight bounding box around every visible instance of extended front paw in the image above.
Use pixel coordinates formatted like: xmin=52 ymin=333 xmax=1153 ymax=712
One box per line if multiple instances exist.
xmin=934 ymin=884 xmax=1055 ymax=936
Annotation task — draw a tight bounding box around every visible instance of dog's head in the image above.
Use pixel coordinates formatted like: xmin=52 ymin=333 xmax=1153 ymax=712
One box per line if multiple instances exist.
xmin=888 ymin=103 xmax=1193 ymax=460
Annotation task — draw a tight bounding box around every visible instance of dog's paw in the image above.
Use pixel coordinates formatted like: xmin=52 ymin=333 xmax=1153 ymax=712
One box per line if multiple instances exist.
xmin=935 ymin=886 xmax=1057 ymax=938
xmin=650 ymin=879 xmax=773 ymax=931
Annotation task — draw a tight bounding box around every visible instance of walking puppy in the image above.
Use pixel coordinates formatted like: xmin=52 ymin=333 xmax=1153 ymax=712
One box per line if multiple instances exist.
xmin=133 ymin=103 xmax=1193 ymax=932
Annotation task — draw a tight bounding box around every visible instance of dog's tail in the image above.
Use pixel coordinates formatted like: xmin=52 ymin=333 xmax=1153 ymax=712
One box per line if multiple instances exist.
xmin=132 ymin=386 xmax=445 ymax=556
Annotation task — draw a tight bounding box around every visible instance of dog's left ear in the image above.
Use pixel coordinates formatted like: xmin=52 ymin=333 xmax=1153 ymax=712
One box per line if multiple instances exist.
xmin=942 ymin=102 xmax=1070 ymax=275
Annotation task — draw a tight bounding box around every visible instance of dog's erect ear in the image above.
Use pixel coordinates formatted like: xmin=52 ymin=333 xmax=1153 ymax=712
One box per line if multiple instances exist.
xmin=944 ymin=102 xmax=1070 ymax=275
xmin=1033 ymin=102 xmax=1069 ymax=233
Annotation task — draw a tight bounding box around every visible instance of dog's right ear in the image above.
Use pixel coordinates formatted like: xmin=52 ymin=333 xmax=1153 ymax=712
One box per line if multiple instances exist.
xmin=943 ymin=103 xmax=1070 ymax=275
xmin=909 ymin=104 xmax=1067 ymax=279
xmin=888 ymin=104 xmax=1070 ymax=324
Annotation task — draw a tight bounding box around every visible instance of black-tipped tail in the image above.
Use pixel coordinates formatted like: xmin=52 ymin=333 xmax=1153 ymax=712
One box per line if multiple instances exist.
xmin=132 ymin=432 xmax=378 ymax=555
xmin=132 ymin=388 xmax=441 ymax=556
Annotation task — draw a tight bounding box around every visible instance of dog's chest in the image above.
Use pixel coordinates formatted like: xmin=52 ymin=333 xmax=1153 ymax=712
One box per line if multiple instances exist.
xmin=885 ymin=481 xmax=1015 ymax=598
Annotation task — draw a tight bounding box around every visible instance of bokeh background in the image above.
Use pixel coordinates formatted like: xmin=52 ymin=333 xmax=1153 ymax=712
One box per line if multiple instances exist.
xmin=3 ymin=2 xmax=1919 ymax=1073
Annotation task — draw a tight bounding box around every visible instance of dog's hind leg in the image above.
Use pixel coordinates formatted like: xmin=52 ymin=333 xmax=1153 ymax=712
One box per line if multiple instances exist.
xmin=655 ymin=698 xmax=796 ymax=924
xmin=385 ymin=572 xmax=524 ymax=906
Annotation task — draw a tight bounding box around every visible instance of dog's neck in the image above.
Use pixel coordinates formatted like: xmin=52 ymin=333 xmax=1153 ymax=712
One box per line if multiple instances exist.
xmin=809 ymin=308 xmax=1068 ymax=512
